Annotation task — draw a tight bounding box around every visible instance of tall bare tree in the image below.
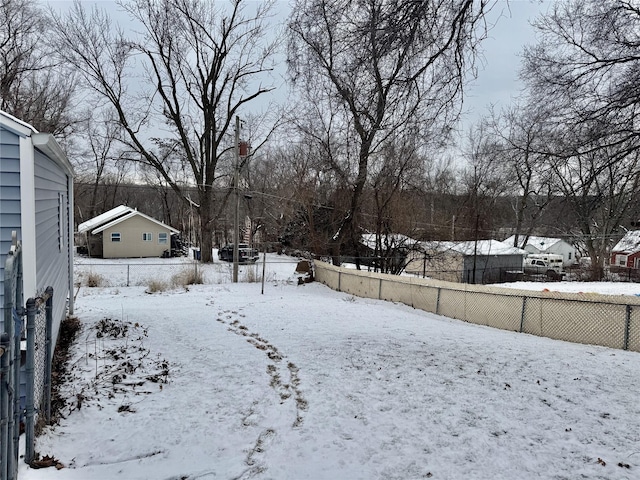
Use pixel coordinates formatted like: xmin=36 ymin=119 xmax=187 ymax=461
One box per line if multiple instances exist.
xmin=0 ymin=0 xmax=76 ymax=135
xmin=521 ymin=0 xmax=640 ymax=278
xmin=288 ymin=0 xmax=496 ymax=263
xmin=52 ymin=0 xmax=281 ymax=261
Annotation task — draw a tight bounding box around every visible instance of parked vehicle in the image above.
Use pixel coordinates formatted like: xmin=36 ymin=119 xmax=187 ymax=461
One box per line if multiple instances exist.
xmin=523 ymin=254 xmax=564 ymax=279
xmin=217 ymin=244 xmax=259 ymax=263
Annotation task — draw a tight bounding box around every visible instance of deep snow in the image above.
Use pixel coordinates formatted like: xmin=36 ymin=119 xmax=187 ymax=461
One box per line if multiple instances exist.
xmin=18 ymin=255 xmax=640 ymax=480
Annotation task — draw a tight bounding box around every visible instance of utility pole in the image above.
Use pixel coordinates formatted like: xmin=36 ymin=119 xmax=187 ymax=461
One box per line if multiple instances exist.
xmin=233 ymin=116 xmax=240 ymax=283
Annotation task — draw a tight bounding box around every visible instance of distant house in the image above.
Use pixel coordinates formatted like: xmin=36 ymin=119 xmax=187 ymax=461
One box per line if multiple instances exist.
xmin=405 ymin=240 xmax=526 ymax=284
xmin=78 ymin=205 xmax=179 ymax=258
xmin=504 ymin=235 xmax=577 ymax=266
xmin=610 ymin=231 xmax=640 ymax=269
xmin=0 ymin=109 xmax=75 ymax=341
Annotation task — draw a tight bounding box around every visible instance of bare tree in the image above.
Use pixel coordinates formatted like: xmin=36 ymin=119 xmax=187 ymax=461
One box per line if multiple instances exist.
xmin=522 ymin=0 xmax=640 ymax=155
xmin=520 ymin=0 xmax=640 ymax=279
xmin=490 ymin=103 xmax=555 ymax=247
xmin=547 ymin=122 xmax=640 ymax=280
xmin=51 ymin=0 xmax=281 ymax=262
xmin=364 ymin=138 xmax=425 ymax=273
xmin=0 ymin=0 xmax=77 ymax=135
xmin=288 ymin=0 xmax=495 ymax=263
xmin=72 ymin=108 xmax=132 ymax=222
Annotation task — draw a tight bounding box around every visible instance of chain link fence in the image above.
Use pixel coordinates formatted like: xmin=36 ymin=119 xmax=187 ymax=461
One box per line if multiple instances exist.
xmin=73 ymin=256 xmax=303 ymax=288
xmin=24 ymin=289 xmax=53 ymax=465
xmin=74 ymin=261 xmax=202 ymax=287
xmin=2 ymin=236 xmax=54 ymax=480
xmin=315 ymin=261 xmax=640 ymax=353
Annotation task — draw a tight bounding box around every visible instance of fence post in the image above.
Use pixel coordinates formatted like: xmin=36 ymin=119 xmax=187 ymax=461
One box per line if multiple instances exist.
xmin=10 ymin=306 xmax=22 ymax=480
xmin=520 ymin=296 xmax=528 ymax=333
xmin=624 ymin=304 xmax=631 ymax=351
xmin=127 ymin=264 xmax=130 ymax=287
xmin=24 ymin=297 xmax=36 ymax=464
xmin=45 ymin=287 xmax=53 ymax=424
xmin=338 ymin=270 xmax=342 ymax=292
xmin=435 ymin=287 xmax=441 ymax=315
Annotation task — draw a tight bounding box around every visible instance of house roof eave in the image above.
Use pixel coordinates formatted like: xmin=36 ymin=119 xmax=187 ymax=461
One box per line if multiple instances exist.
xmin=91 ymin=210 xmax=179 ymax=235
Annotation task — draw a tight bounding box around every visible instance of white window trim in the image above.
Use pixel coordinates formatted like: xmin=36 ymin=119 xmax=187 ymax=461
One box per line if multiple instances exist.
xmin=143 ymin=232 xmax=153 ymax=242
xmin=58 ymin=193 xmax=65 ymax=251
xmin=158 ymin=232 xmax=168 ymax=244
xmin=111 ymin=232 xmax=121 ymax=242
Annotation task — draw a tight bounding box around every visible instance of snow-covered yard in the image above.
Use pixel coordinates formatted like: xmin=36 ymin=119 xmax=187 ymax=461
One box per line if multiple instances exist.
xmin=19 ymin=256 xmax=640 ymax=479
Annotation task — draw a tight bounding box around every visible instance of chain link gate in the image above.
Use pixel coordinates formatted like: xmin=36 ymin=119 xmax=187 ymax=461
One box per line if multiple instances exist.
xmin=1 ymin=234 xmax=54 ymax=480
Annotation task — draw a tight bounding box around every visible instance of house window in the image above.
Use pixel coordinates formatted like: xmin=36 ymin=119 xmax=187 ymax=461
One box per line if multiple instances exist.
xmin=618 ymin=255 xmax=627 ymax=266
xmin=568 ymin=252 xmax=572 ymax=260
xmin=143 ymin=232 xmax=153 ymax=242
xmin=158 ymin=232 xmax=168 ymax=244
xmin=111 ymin=232 xmax=121 ymax=242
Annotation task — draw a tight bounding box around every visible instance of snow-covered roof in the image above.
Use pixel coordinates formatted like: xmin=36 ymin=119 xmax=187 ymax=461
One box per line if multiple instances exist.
xmin=78 ymin=205 xmax=179 ymax=235
xmin=0 ymin=108 xmax=38 ymax=135
xmin=612 ymin=230 xmax=640 ymax=253
xmin=360 ymin=233 xmax=418 ymax=250
xmin=420 ymin=240 xmax=526 ymax=256
xmin=503 ymin=235 xmax=564 ymax=251
xmin=77 ymin=205 xmax=134 ymax=233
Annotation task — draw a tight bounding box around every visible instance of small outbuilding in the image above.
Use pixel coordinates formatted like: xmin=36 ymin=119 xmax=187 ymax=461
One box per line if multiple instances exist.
xmin=405 ymin=240 xmax=526 ymax=284
xmin=0 ymin=109 xmax=75 ymax=340
xmin=78 ymin=205 xmax=179 ymax=258
xmin=504 ymin=235 xmax=577 ymax=267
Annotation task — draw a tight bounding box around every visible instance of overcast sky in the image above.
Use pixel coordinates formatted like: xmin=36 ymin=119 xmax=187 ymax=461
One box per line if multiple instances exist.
xmin=461 ymin=0 xmax=553 ymax=127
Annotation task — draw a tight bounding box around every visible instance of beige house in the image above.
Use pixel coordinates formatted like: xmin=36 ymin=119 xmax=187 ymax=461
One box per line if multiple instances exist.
xmin=78 ymin=205 xmax=179 ymax=258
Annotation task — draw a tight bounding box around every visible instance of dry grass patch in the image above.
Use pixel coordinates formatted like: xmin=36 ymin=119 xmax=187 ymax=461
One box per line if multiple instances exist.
xmin=85 ymin=272 xmax=105 ymax=287
xmin=146 ymin=279 xmax=168 ymax=293
xmin=171 ymin=267 xmax=204 ymax=287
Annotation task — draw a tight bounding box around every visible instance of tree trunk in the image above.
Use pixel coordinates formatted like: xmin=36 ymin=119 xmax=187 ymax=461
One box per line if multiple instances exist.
xmin=196 ymin=190 xmax=216 ymax=262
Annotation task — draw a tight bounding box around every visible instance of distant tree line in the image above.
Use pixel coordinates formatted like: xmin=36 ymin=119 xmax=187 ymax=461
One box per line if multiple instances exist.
xmin=3 ymin=0 xmax=640 ymax=280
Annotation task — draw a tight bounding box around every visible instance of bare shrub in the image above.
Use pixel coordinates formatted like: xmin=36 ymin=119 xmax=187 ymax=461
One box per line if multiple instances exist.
xmin=85 ymin=272 xmax=104 ymax=287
